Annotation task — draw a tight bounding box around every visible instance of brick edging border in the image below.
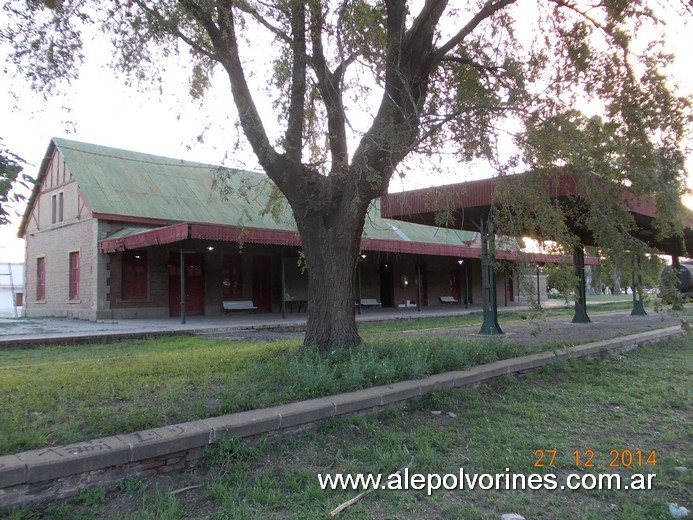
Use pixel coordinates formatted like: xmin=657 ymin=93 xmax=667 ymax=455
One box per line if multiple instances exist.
xmin=0 ymin=326 xmax=684 ymax=508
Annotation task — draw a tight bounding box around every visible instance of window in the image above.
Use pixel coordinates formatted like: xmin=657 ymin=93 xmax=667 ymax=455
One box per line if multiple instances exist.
xmin=69 ymin=251 xmax=80 ymax=300
xmin=15 ymin=293 xmax=23 ymax=307
xmin=36 ymin=257 xmax=46 ymax=301
xmin=122 ymin=251 xmax=148 ymax=299
xmin=50 ymin=193 xmax=64 ymax=224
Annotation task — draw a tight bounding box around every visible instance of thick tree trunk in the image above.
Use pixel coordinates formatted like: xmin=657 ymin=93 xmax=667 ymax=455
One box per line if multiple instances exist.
xmin=297 ymin=207 xmax=367 ymax=353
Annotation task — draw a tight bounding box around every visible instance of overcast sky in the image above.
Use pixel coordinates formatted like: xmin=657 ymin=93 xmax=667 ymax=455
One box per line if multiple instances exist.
xmin=0 ymin=5 xmax=690 ymax=263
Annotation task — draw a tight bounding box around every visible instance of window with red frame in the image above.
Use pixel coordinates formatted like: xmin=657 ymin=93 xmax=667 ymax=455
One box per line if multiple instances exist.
xmin=36 ymin=257 xmax=46 ymax=301
xmin=122 ymin=251 xmax=148 ymax=299
xmin=69 ymin=251 xmax=80 ymax=300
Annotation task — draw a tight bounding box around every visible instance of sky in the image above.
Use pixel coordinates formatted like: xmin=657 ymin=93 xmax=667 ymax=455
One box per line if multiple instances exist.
xmin=0 ymin=3 xmax=691 ymax=264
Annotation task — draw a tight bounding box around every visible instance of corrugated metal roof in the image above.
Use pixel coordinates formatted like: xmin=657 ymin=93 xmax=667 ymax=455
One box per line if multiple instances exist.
xmin=364 ymin=200 xmax=476 ymax=247
xmin=54 ymin=137 xmax=298 ymax=232
xmin=53 ymin=138 xmax=477 ymax=248
xmin=105 ymin=227 xmax=155 ymax=239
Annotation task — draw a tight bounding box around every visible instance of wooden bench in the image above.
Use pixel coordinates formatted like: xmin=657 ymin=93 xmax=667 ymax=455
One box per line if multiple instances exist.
xmin=284 ymin=293 xmax=307 ymax=313
xmin=223 ymin=300 xmax=257 ymax=313
xmin=439 ymin=296 xmax=459 ymax=304
xmin=358 ymin=298 xmax=382 ymax=308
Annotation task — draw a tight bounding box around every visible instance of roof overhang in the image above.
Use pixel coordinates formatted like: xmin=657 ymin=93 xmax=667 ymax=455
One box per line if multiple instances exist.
xmin=98 ymin=220 xmax=597 ymax=265
xmin=381 ymin=173 xmax=693 ymax=257
xmin=98 ymin=222 xmax=302 ymax=253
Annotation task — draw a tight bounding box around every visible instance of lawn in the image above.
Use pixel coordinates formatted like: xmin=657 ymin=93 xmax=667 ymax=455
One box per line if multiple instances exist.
xmin=586 ymin=293 xmax=644 ymax=302
xmin=6 ymin=334 xmax=690 ymax=519
xmin=0 ymin=303 xmax=685 ymax=456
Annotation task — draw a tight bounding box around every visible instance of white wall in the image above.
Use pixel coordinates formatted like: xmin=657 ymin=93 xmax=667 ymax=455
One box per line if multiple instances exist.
xmin=0 ymin=262 xmax=25 ymax=317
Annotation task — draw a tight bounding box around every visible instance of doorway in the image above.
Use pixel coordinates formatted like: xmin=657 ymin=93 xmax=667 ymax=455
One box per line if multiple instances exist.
xmin=379 ymin=262 xmax=394 ymax=307
xmin=252 ymin=255 xmax=272 ymax=312
xmin=169 ymin=252 xmax=206 ymax=316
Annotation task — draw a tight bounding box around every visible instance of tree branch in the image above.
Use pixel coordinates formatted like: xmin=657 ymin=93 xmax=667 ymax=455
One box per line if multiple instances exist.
xmin=308 ymin=1 xmax=349 ymax=174
xmin=129 ymin=1 xmax=218 ymax=62
xmin=285 ymin=1 xmax=307 ymax=164
xmin=192 ymin=2 xmax=285 ymax=184
xmin=432 ymin=0 xmax=518 ymax=65
xmin=349 ymin=0 xmax=411 ymax=198
xmin=404 ymin=0 xmax=447 ymax=52
xmin=233 ymin=1 xmax=293 ymax=45
xmin=441 ymin=55 xmax=505 ymax=73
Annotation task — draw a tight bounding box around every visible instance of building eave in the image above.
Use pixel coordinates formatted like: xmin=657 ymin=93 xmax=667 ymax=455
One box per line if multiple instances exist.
xmin=98 ymin=221 xmax=597 ymax=265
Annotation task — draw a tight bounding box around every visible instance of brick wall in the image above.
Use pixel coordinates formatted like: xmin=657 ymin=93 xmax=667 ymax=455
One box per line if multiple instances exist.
xmin=25 ymin=219 xmax=100 ymax=320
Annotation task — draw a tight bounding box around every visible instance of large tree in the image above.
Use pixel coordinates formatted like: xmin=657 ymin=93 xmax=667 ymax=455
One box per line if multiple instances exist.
xmin=3 ymin=0 xmax=690 ymax=351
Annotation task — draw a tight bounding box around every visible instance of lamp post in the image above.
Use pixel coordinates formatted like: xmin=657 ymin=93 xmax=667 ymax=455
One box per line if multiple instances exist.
xmin=180 ymin=248 xmax=186 ymax=324
xmin=536 ymin=263 xmax=541 ymax=307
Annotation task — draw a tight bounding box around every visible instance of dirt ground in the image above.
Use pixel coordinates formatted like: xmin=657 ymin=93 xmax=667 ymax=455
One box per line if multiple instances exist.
xmin=211 ymin=307 xmax=689 ymax=346
xmin=404 ymin=308 xmax=689 ymax=346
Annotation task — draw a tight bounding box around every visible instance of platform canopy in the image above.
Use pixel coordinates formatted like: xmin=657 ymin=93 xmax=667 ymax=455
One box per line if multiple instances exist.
xmin=382 ymin=171 xmax=693 ymax=332
xmin=381 ymin=172 xmax=692 ymax=257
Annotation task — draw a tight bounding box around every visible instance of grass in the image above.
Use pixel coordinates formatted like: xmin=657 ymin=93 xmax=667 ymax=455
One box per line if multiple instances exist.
xmin=0 ymin=303 xmax=683 ymax=457
xmin=0 ymin=303 xmax=647 ymax=455
xmin=0 ymin=333 xmax=533 ymax=455
xmin=586 ymin=293 xmax=638 ymax=302
xmin=5 ymin=335 xmax=690 ymax=519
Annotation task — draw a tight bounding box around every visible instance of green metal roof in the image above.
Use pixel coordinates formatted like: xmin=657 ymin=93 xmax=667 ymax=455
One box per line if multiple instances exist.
xmin=53 ymin=138 xmax=297 ymax=232
xmin=104 ymin=227 xmax=156 ymax=239
xmin=47 ymin=138 xmax=475 ymax=246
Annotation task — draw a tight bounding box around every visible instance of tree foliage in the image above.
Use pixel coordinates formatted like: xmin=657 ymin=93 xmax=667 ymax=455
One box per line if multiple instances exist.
xmin=3 ymin=0 xmax=690 ymax=350
xmin=0 ymin=139 xmax=30 ymax=226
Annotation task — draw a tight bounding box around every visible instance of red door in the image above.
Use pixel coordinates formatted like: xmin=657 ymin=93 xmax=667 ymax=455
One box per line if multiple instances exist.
xmin=169 ymin=252 xmax=206 ymax=316
xmin=252 ymin=255 xmax=272 ymax=312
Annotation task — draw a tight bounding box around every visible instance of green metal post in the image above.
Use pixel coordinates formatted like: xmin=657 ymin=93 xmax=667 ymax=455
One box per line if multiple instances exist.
xmin=571 ymin=245 xmax=591 ymax=323
xmin=631 ymin=256 xmax=647 ymax=316
xmin=479 ymin=214 xmax=503 ymax=335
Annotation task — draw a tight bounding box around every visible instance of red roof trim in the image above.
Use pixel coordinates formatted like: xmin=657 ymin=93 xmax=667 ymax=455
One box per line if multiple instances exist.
xmin=99 ymin=222 xmax=189 ymax=252
xmin=190 ymin=223 xmax=301 ymax=247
